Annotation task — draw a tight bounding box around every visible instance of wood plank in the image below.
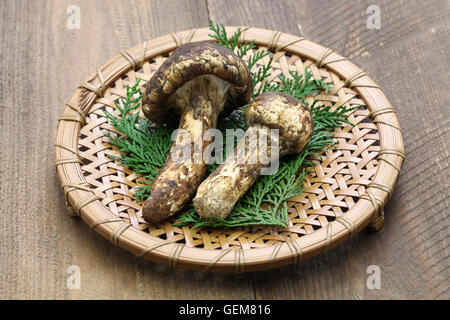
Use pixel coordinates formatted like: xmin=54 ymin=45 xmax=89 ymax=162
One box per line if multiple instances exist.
xmin=207 ymin=0 xmax=449 ymax=299
xmin=0 ymin=0 xmax=255 ymax=299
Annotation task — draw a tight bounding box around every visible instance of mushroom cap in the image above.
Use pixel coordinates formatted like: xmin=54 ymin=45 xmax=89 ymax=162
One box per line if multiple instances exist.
xmin=142 ymin=41 xmax=252 ymax=123
xmin=244 ymin=92 xmax=314 ymax=155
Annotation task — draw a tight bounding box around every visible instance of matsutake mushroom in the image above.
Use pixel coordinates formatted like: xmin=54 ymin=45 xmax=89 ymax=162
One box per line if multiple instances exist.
xmin=193 ymin=92 xmax=313 ymax=220
xmin=141 ymin=41 xmax=252 ymax=224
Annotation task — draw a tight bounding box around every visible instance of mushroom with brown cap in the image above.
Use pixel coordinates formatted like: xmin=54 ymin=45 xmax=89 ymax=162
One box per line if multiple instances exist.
xmin=141 ymin=41 xmax=252 ymax=224
xmin=193 ymin=91 xmax=313 ymax=220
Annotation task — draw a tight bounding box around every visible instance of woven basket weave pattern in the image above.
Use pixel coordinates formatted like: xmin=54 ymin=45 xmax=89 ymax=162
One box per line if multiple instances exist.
xmin=55 ymin=27 xmax=404 ymax=273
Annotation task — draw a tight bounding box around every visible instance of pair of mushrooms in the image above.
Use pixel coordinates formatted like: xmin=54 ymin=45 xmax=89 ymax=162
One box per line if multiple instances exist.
xmin=141 ymin=41 xmax=313 ymax=224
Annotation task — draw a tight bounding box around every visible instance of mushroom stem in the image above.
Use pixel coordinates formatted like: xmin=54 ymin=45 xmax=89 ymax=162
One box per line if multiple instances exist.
xmin=142 ymin=75 xmax=230 ymax=224
xmin=193 ymin=124 xmax=279 ymax=219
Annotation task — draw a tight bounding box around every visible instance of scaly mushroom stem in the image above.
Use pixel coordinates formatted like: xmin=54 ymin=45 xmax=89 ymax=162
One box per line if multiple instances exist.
xmin=142 ymin=75 xmax=229 ymax=224
xmin=193 ymin=124 xmax=280 ymax=219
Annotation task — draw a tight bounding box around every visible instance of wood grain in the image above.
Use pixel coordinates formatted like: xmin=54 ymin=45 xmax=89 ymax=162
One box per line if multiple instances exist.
xmin=1 ymin=0 xmax=448 ymax=299
xmin=208 ymin=0 xmax=449 ymax=299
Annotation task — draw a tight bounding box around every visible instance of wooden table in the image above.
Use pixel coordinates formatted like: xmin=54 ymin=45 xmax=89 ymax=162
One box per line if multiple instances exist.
xmin=1 ymin=0 xmax=448 ymax=300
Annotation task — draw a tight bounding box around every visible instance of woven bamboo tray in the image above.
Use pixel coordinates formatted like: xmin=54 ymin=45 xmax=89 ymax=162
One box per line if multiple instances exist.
xmin=55 ymin=26 xmax=404 ymax=273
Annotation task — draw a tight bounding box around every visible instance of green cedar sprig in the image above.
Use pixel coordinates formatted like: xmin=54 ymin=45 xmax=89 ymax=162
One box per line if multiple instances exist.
xmin=103 ymin=79 xmax=172 ymax=202
xmin=209 ymin=20 xmax=272 ymax=99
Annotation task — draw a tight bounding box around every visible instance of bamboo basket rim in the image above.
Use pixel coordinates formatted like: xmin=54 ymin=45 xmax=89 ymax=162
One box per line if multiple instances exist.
xmin=55 ymin=26 xmax=404 ymax=273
